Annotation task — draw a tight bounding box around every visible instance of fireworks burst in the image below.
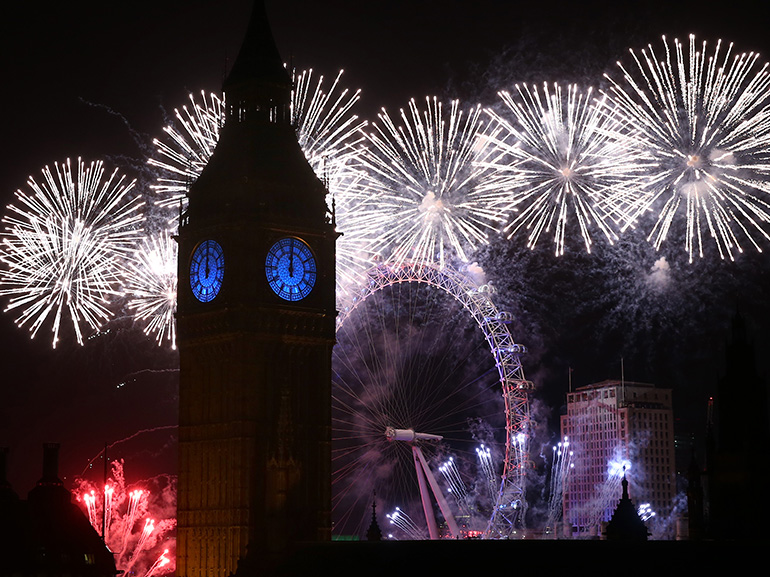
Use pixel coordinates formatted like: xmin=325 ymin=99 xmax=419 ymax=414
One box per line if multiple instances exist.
xmin=353 ymin=96 xmax=513 ymax=267
xmin=292 ymin=68 xmax=367 ymax=175
xmin=75 ymin=459 xmax=176 ymax=577
xmin=603 ymin=35 xmax=770 ymax=261
xmin=124 ymin=231 xmax=178 ymax=349
xmin=0 ymin=158 xmax=144 ymax=348
xmin=149 ymin=69 xmax=364 ymax=213
xmin=148 ymin=69 xmax=372 ymax=304
xmin=486 ymin=82 xmax=641 ymax=256
xmin=149 ymin=91 xmax=224 ymax=211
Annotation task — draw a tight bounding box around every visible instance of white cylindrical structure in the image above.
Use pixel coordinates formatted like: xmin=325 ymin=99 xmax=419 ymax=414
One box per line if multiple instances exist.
xmin=385 ymin=427 xmax=443 ymax=443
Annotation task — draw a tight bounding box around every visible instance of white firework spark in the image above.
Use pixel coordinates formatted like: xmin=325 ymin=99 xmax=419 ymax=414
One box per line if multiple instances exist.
xmin=124 ymin=231 xmax=177 ymax=349
xmin=353 ymin=96 xmax=513 ymax=268
xmin=327 ymin=164 xmax=382 ymax=302
xmin=149 ymin=90 xmax=224 ymax=211
xmin=603 ymin=34 xmax=770 ymax=262
xmin=0 ymin=158 xmax=144 ymax=348
xmin=292 ymin=68 xmax=367 ymax=175
xmin=486 ymin=82 xmax=641 ymax=256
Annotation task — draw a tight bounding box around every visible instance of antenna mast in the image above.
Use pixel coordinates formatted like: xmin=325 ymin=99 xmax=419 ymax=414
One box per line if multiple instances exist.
xmin=101 ymin=442 xmax=108 ymax=540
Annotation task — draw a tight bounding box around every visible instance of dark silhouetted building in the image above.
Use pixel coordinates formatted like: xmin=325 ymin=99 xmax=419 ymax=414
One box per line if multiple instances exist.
xmin=0 ymin=444 xmax=116 ymax=577
xmin=174 ymin=1 xmax=337 ymax=575
xmin=366 ymin=500 xmax=382 ymax=542
xmin=702 ymin=310 xmax=770 ymax=539
xmin=604 ymin=473 xmax=650 ymax=540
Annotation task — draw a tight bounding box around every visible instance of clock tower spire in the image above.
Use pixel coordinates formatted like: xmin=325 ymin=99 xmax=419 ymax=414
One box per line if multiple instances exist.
xmin=175 ymin=1 xmax=336 ymax=575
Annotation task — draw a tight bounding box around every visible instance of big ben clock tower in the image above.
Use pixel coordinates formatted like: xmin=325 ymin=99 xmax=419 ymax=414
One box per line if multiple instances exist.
xmin=175 ymin=2 xmax=336 ymax=576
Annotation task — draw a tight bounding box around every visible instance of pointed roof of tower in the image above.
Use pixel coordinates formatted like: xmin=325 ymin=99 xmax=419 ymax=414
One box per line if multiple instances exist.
xmin=366 ymin=494 xmax=383 ymax=541
xmin=223 ymin=0 xmax=291 ymax=94
xmin=604 ymin=473 xmax=650 ymax=541
xmin=185 ymin=0 xmax=328 ymax=227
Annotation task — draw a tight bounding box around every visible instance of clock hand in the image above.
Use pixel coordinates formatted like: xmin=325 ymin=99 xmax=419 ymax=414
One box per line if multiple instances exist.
xmin=289 ymin=240 xmax=295 ymax=278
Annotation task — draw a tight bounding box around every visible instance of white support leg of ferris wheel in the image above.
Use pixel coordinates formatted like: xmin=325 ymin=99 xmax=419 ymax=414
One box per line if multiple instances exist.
xmin=386 ymin=427 xmax=461 ymax=539
xmin=413 ymin=448 xmax=440 ymax=539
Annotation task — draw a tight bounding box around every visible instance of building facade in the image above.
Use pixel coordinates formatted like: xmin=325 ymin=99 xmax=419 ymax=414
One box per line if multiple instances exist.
xmin=175 ymin=3 xmax=338 ymax=576
xmin=560 ymin=380 xmax=676 ymax=536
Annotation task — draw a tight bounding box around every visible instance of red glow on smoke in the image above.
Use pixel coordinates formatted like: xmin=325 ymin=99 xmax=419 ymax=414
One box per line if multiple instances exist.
xmin=74 ymin=459 xmax=176 ymax=576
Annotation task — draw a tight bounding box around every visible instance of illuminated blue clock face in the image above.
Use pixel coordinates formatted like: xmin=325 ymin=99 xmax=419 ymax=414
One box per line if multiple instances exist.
xmin=190 ymin=240 xmax=225 ymax=302
xmin=265 ymin=237 xmax=317 ymax=301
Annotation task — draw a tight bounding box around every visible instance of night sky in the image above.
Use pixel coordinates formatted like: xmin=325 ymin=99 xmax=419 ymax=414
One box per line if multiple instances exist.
xmin=1 ymin=0 xmax=769 ymax=497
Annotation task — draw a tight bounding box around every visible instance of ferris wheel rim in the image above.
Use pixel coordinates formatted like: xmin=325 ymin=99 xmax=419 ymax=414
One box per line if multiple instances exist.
xmin=335 ymin=258 xmax=532 ymax=537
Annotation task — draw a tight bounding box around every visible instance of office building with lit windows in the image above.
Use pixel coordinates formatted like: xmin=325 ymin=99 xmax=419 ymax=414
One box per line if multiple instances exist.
xmin=560 ymin=380 xmax=676 ymax=536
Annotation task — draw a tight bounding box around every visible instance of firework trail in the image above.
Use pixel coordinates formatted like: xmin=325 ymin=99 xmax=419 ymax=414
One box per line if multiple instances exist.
xmin=0 ymin=158 xmax=144 ymax=348
xmin=638 ymin=502 xmax=656 ymax=522
xmin=136 ymin=518 xmax=156 ymax=553
xmin=439 ymin=456 xmax=470 ymax=513
xmin=353 ymin=96 xmax=514 ymax=268
xmin=587 ymin=456 xmax=631 ymax=529
xmin=123 ymin=231 xmax=178 ymax=349
xmin=123 ymin=489 xmax=145 ymax=548
xmin=486 ymin=82 xmax=641 ymax=256
xmin=386 ymin=507 xmax=427 ymax=540
xmin=104 ymin=483 xmax=115 ymax=533
xmin=80 ymin=425 xmax=178 ymax=475
xmin=84 ymin=490 xmax=98 ymax=527
xmin=545 ymin=436 xmax=574 ymax=532
xmin=603 ymin=35 xmax=770 ymax=262
xmin=145 ymin=549 xmax=171 ymax=577
xmin=476 ymin=444 xmax=498 ymax=499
